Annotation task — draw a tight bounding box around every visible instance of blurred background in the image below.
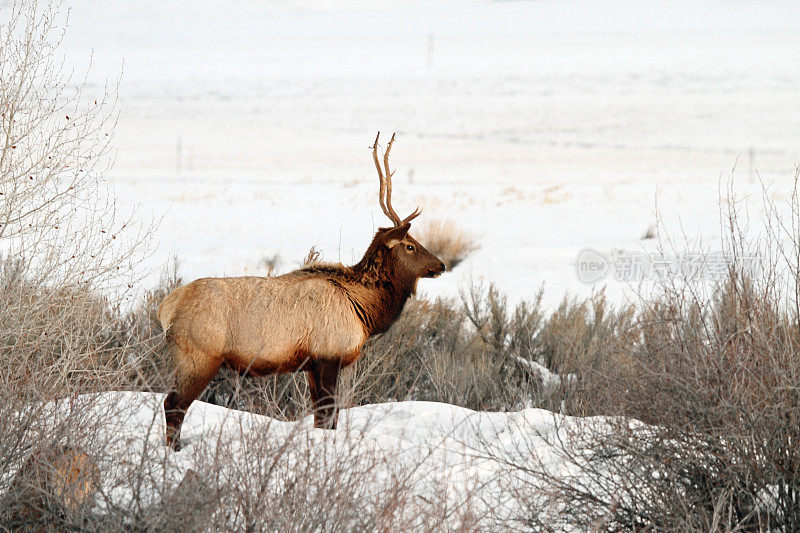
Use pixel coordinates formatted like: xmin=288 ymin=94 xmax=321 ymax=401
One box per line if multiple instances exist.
xmin=61 ymin=0 xmax=800 ymax=307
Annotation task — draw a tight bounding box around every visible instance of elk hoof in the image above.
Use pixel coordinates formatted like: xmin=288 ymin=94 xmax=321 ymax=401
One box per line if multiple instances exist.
xmin=313 ymin=418 xmax=337 ymax=430
xmin=166 ymin=437 xmax=183 ymax=452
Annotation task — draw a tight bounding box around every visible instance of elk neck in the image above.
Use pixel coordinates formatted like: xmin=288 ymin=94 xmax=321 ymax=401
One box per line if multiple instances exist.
xmin=347 ymin=240 xmax=415 ymax=336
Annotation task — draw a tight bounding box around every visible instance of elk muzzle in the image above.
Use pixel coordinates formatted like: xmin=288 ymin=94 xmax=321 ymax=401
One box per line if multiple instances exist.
xmin=426 ymin=259 xmax=446 ymax=278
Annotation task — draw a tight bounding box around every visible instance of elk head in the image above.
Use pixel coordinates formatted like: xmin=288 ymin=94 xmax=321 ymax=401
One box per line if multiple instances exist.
xmin=370 ymin=132 xmax=445 ymax=287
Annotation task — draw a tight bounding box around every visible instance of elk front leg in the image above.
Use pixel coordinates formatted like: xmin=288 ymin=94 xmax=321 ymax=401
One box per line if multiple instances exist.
xmin=308 ymin=360 xmax=340 ymax=429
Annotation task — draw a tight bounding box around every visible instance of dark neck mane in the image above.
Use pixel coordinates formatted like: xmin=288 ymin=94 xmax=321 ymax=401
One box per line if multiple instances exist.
xmin=298 ymin=238 xmax=414 ymax=336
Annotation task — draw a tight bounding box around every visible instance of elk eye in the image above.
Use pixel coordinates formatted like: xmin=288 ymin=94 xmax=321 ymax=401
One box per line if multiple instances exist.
xmin=406 ymin=244 xmax=415 ymax=252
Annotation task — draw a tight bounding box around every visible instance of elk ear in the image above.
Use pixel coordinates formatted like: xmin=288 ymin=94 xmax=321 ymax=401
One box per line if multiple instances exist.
xmin=382 ymin=222 xmax=411 ymax=248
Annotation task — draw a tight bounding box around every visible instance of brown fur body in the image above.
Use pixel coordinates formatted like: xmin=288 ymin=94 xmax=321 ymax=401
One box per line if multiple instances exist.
xmin=159 ymin=274 xmax=368 ymax=375
xmin=160 ymin=225 xmax=444 ymax=450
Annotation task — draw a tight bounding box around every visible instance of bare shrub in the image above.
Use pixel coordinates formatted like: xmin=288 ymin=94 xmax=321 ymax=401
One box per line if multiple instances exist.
xmin=0 ymin=2 xmax=147 ymax=291
xmin=417 ymin=219 xmax=478 ymax=270
xmin=535 ymin=292 xmax=638 ymax=414
xmin=0 ymin=386 xmax=475 ymax=531
xmin=204 ymin=427 xmax=412 ymax=530
xmin=339 ymin=282 xmax=625 ymax=413
xmin=0 ymin=2 xmax=156 ymax=528
xmin=1 ymin=445 xmax=99 ymax=528
xmin=485 ymin=185 xmax=800 ymax=531
xmin=0 ymin=382 xmax=118 ymax=531
xmin=1 ymin=260 xmax=125 ymax=392
xmin=0 ymin=0 xmax=149 ymax=394
xmin=280 ymin=286 xmax=548 ymax=415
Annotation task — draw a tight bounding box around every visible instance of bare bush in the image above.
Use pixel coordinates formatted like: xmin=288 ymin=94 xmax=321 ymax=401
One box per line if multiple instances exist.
xmin=0 ymin=0 xmax=150 ymax=396
xmin=485 ymin=185 xmax=800 ymax=531
xmin=121 ymin=258 xmax=182 ymax=391
xmin=417 ymin=219 xmax=478 ymax=270
xmin=0 ymin=1 xmax=147 ymax=290
xmin=0 ymin=2 xmax=156 ymax=528
xmin=0 ymin=381 xmax=117 ymax=531
xmin=1 ymin=445 xmax=99 ymax=528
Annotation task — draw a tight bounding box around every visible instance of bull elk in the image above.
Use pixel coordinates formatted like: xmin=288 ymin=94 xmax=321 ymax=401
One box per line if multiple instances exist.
xmin=158 ymin=133 xmax=445 ymax=450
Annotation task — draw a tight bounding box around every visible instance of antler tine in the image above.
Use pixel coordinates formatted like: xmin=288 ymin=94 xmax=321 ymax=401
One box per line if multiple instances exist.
xmin=372 ymin=132 xmax=400 ymax=225
xmin=401 ymin=206 xmax=422 ymax=225
xmin=382 ymin=133 xmax=403 ymax=225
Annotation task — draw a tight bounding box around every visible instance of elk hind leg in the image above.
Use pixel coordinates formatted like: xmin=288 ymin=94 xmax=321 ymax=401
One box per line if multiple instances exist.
xmin=164 ymin=346 xmax=221 ymax=451
xmin=308 ymin=360 xmax=340 ymax=430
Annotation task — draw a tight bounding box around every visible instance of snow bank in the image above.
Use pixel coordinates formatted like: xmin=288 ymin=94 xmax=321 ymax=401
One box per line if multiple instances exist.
xmin=68 ymin=391 xmax=607 ymax=526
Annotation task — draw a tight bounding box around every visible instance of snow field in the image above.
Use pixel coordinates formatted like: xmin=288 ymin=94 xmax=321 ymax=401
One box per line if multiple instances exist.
xmin=52 ymin=0 xmax=800 ymax=310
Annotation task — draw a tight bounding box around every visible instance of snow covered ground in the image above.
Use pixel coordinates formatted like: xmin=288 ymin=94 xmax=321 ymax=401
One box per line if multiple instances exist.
xmin=77 ymin=391 xmax=598 ymax=527
xmin=51 ymin=0 xmax=800 ymax=309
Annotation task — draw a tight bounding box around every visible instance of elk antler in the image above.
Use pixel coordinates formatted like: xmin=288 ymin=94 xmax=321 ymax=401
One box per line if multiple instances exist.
xmin=371 ymin=132 xmax=421 ymax=227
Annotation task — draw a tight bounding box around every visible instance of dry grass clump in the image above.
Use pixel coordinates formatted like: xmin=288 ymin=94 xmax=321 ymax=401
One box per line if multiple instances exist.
xmin=417 ymin=219 xmax=479 ymax=270
xmin=640 ymin=223 xmax=657 ymax=240
xmin=302 ymin=245 xmax=322 ymax=267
